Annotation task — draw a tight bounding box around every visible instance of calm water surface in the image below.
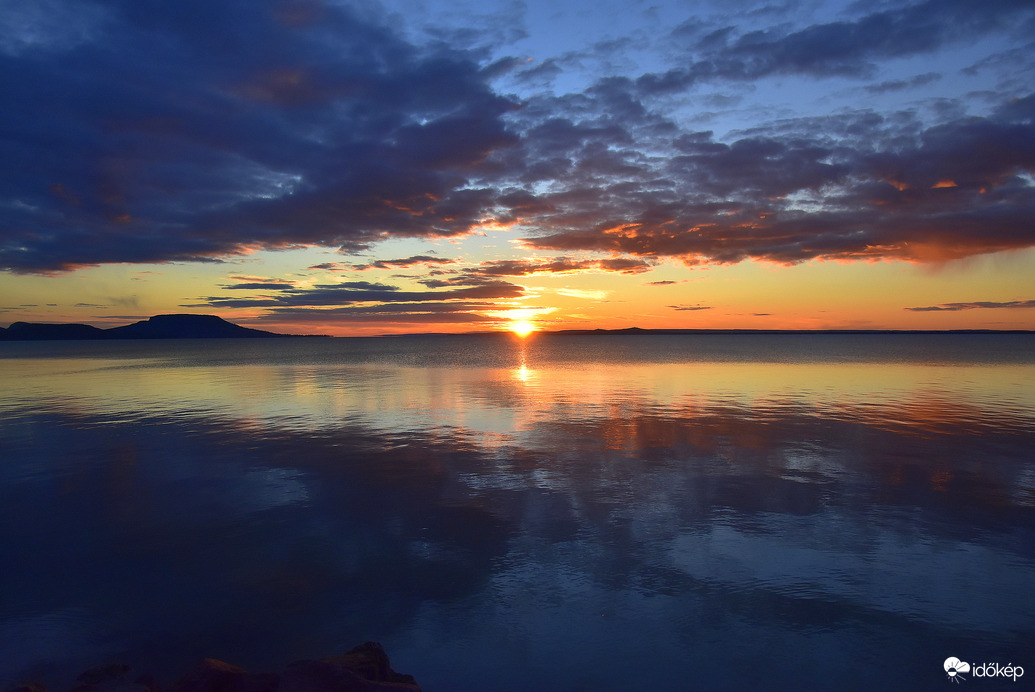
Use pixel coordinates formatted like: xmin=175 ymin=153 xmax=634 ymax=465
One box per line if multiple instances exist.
xmin=1 ymin=334 xmax=1033 ymax=690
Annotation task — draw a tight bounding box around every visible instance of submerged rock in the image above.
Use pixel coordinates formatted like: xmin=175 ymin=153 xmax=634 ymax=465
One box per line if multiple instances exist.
xmin=320 ymin=642 xmax=419 ymax=687
xmin=75 ymin=665 xmax=131 ymax=686
xmin=282 ymin=642 xmax=421 ymax=692
xmin=8 ymin=684 xmax=48 ymax=692
xmin=169 ymin=659 xmax=279 ymax=692
xmin=5 ymin=643 xmax=419 ymax=692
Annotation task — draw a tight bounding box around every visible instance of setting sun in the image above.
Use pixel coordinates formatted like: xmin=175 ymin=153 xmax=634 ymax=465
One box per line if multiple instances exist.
xmin=508 ymin=319 xmax=538 ymax=337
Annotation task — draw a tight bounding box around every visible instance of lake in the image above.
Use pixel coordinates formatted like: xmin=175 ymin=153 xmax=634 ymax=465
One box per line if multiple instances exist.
xmin=1 ymin=333 xmax=1033 ymax=690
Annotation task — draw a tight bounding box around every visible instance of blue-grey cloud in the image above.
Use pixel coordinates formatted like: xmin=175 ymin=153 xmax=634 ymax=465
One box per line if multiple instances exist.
xmin=864 ymin=72 xmax=941 ymax=95
xmin=193 ymin=278 xmax=524 ymax=309
xmin=0 ymin=0 xmax=516 ymax=273
xmin=469 ymin=257 xmax=655 ymax=276
xmin=222 ymin=282 xmax=298 ymax=290
xmin=905 ymin=300 xmax=1035 ymax=312
xmin=251 ymin=302 xmax=498 ymax=324
xmin=349 ymin=255 xmax=456 ymax=271
xmin=636 ymin=0 xmax=1031 ymax=94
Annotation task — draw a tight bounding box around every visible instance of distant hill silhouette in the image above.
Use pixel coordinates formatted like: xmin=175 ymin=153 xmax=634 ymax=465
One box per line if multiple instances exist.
xmin=3 ymin=321 xmax=109 ymax=340
xmin=0 ymin=314 xmax=293 ymax=340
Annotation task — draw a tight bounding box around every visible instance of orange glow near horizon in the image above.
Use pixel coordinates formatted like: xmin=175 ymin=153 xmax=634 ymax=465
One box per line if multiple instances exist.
xmin=2 ymin=246 xmax=1033 ymax=335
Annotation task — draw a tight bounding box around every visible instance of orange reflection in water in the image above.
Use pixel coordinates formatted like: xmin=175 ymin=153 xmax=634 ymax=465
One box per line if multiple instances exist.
xmin=511 ymin=340 xmax=539 ymax=385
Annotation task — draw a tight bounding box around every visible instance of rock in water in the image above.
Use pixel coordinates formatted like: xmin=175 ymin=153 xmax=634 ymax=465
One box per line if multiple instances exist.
xmin=76 ymin=664 xmax=131 ymax=686
xmin=170 ymin=658 xmax=279 ymax=692
xmin=282 ymin=642 xmax=422 ymax=692
xmin=323 ymin=642 xmax=418 ymax=686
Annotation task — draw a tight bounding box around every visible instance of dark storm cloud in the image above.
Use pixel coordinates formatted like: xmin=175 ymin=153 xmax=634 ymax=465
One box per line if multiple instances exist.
xmin=905 ymin=300 xmax=1035 ymax=312
xmin=0 ymin=0 xmax=515 ymax=273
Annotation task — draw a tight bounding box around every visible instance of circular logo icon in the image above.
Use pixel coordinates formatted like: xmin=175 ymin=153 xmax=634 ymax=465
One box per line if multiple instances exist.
xmin=944 ymin=657 xmax=971 ymax=683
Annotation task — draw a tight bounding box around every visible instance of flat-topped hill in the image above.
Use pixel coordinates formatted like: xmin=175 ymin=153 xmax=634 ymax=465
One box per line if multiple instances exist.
xmin=1 ymin=314 xmax=291 ymax=340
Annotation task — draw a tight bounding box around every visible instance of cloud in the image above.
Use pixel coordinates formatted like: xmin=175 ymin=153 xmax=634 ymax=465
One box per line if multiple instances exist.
xmin=471 ymin=257 xmax=656 ymax=276
xmin=0 ymin=0 xmax=110 ymax=56
xmin=253 ymin=303 xmax=497 ymax=324
xmin=398 ymin=255 xmax=656 ymax=294
xmin=481 ymin=3 xmax=1035 ymax=269
xmin=227 ymin=274 xmax=294 ymax=283
xmin=349 ymin=255 xmax=457 ymax=271
xmin=509 ymin=92 xmax=1035 ymax=266
xmin=1 ymin=0 xmax=1033 ymax=282
xmin=905 ymin=299 xmax=1035 ymax=312
xmin=863 ymin=72 xmax=941 ymax=95
xmin=637 ymin=1 xmax=1031 ymax=94
xmin=107 ymin=295 xmax=139 ymax=309
xmin=556 ymin=288 xmax=609 ymax=300
xmin=193 ymin=278 xmax=524 ymax=309
xmin=669 ymin=304 xmax=712 ymax=311
xmin=222 ymin=282 xmax=297 ymax=290
xmin=0 ymin=0 xmax=516 ymax=273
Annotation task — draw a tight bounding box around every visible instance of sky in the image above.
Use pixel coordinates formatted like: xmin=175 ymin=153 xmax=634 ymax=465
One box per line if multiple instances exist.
xmin=1 ymin=0 xmax=1033 ymax=335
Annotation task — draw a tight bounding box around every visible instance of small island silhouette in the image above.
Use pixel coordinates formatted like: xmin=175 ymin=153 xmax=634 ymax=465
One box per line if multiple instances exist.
xmin=0 ymin=314 xmax=304 ymax=340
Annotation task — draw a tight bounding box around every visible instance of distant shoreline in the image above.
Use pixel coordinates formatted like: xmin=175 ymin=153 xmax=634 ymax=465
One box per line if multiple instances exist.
xmin=541 ymin=327 xmax=1035 ymax=335
xmin=2 ymin=313 xmax=1032 ymax=341
xmin=384 ymin=327 xmax=1035 ymax=337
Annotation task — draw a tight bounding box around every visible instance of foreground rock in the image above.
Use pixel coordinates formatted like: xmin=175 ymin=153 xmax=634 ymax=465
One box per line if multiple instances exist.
xmin=7 ymin=643 xmax=421 ymax=692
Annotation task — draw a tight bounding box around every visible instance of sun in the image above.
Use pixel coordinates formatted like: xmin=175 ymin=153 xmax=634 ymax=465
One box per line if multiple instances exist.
xmin=488 ymin=306 xmax=553 ymax=336
xmin=508 ymin=320 xmax=538 ymax=337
